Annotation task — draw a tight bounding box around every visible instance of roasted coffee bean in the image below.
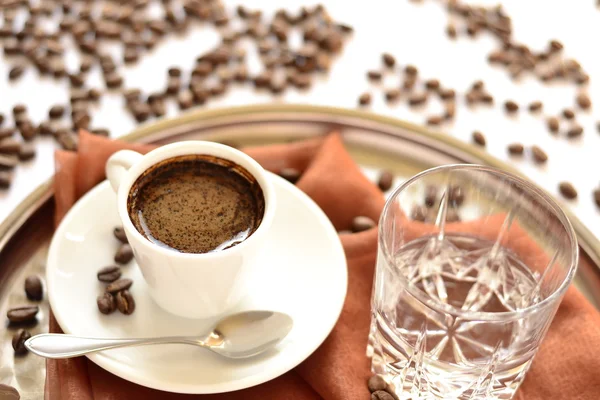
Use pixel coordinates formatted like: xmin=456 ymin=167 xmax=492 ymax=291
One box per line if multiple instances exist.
xmin=18 ymin=121 xmax=36 ymax=142
xmin=24 ymin=275 xmax=43 ymax=300
xmin=0 ymin=171 xmax=12 ymax=189
xmin=269 ymin=79 xmax=286 ymax=95
xmin=472 ymin=80 xmax=484 ymax=91
xmin=426 ymin=115 xmax=443 ymax=126
xmin=385 ymin=89 xmax=401 ymax=103
xmin=106 ymin=278 xmax=133 ymax=294
xmin=549 ymin=39 xmax=563 ymax=52
xmin=69 ymin=73 xmax=85 ymax=88
xmin=594 ymin=189 xmax=600 ymax=208
xmin=233 ymin=65 xmax=248 ymax=82
xmin=504 ymin=100 xmax=519 ymax=113
xmin=472 ymin=131 xmax=486 ymax=147
xmin=0 ymin=139 xmax=20 ymax=154
xmin=444 ymin=102 xmax=456 ymax=120
xmin=446 ymin=24 xmax=457 ymax=38
xmin=567 ymin=125 xmax=583 ymax=138
xmin=49 ymin=105 xmax=65 ymax=119
xmin=562 ymin=109 xmax=575 ymax=120
xmin=528 ymin=101 xmax=543 ymax=112
xmin=367 ymin=70 xmax=382 ymax=81
xmin=168 ymin=67 xmax=182 ymax=77
xmin=289 ymin=73 xmax=312 ymax=89
xmin=7 ymin=305 xmax=39 ymax=323
xmin=405 ymin=65 xmax=418 ymax=76
xmin=371 ymin=390 xmax=395 ymax=400
xmin=177 ymin=89 xmax=194 ymax=110
xmin=97 ymin=292 xmax=116 ymax=314
xmin=124 ymin=89 xmax=141 ymax=103
xmin=105 ymin=73 xmax=123 ymax=89
xmin=358 ymin=93 xmax=372 ymax=106
xmin=377 ymin=170 xmax=394 ymax=191
xmin=97 ymin=266 xmax=122 ymax=283
xmin=114 ymin=244 xmax=134 ymax=264
xmin=495 ymin=139 xmax=519 ymax=156
xmin=408 ymin=93 xmax=428 ymax=106
xmin=116 ymin=290 xmax=135 ymax=315
xmin=8 ymin=65 xmax=24 ymax=81
xmin=448 ymin=185 xmax=465 ymax=207
xmin=0 ymin=384 xmax=20 ymax=400
xmin=132 ymin=103 xmax=152 ymax=123
xmin=12 ymin=329 xmax=31 ymax=355
xmin=439 ymin=88 xmax=455 ymax=100
xmin=368 ymin=375 xmax=388 ymax=392
xmin=279 ymin=168 xmax=301 ymax=184
xmin=382 ymin=53 xmax=396 ymax=68
xmin=13 ymin=104 xmax=26 ymax=116
xmin=547 ymin=117 xmax=559 ymax=133
xmin=91 ymin=128 xmax=109 ymax=137
xmin=0 ymin=154 xmax=18 ymax=170
xmin=209 ymin=81 xmax=227 ymax=96
xmin=403 ymin=75 xmax=416 ymax=90
xmin=425 ymin=79 xmax=440 ymax=90
xmin=123 ymin=47 xmax=139 ymax=64
xmin=80 ymin=58 xmax=93 ymax=73
xmin=531 ymin=146 xmax=548 ymax=164
xmin=0 ymin=113 xmax=4 ymax=127
xmin=576 ymin=93 xmax=591 ymax=110
xmin=410 ymin=205 xmax=427 ymax=222
xmin=73 ymin=113 xmax=91 ymax=131
xmin=166 ymin=76 xmax=181 ymax=95
xmin=56 ymin=130 xmax=78 ymax=151
xmin=424 ymin=185 xmax=437 ymax=207
xmin=351 ymin=216 xmax=376 ymax=233
xmin=88 ymin=88 xmax=101 ymax=102
xmin=559 ymin=182 xmax=577 ymax=199
xmin=149 ymin=97 xmax=166 ymax=117
xmin=0 ymin=127 xmax=14 ymax=140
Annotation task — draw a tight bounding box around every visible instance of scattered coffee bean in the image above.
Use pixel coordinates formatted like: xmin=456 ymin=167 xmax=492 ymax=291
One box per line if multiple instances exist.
xmin=382 ymin=53 xmax=395 ymax=68
xmin=279 ymin=167 xmax=301 ymax=184
xmin=0 ymin=128 xmax=13 ymax=140
xmin=562 ymin=109 xmax=575 ymax=119
xmin=8 ymin=65 xmax=24 ymax=81
xmin=132 ymin=102 xmax=152 ymax=123
xmin=504 ymin=100 xmax=519 ymax=113
xmin=97 ymin=266 xmax=122 ymax=283
xmin=446 ymin=24 xmax=457 ymax=38
xmin=88 ymin=88 xmax=101 ymax=102
xmin=448 ymin=185 xmax=465 ymax=207
xmin=559 ymin=182 xmax=577 ymax=199
xmin=12 ymin=329 xmax=31 ymax=355
xmin=408 ymin=92 xmax=428 ymax=106
xmin=0 ymin=171 xmax=11 ymax=189
xmin=24 ymin=275 xmax=43 ymax=300
xmin=405 ymin=65 xmax=418 ymax=76
xmin=7 ymin=305 xmax=39 ymax=323
xmin=425 ymin=79 xmax=440 ymax=90
xmin=531 ymin=145 xmax=548 ymax=164
xmin=0 ymin=154 xmax=19 ymax=170
xmin=472 ymin=131 xmax=486 ymax=147
xmin=439 ymin=88 xmax=455 ymax=100
xmin=0 ymin=384 xmax=20 ymax=400
xmin=106 ymin=278 xmax=133 ymax=294
xmin=547 ymin=117 xmax=560 ymax=133
xmin=177 ymin=90 xmax=194 ymax=110
xmin=576 ymin=93 xmax=591 ymax=110
xmin=528 ymin=101 xmax=543 ymax=112
xmin=367 ymin=70 xmax=382 ymax=82
xmin=472 ymin=80 xmax=484 ymax=91
xmin=69 ymin=73 xmax=85 ymax=88
xmin=384 ymin=89 xmax=401 ymax=103
xmin=351 ymin=216 xmax=376 ymax=232
xmin=444 ymin=102 xmax=456 ymax=119
xmin=56 ymin=130 xmax=78 ymax=151
xmin=116 ymin=290 xmax=135 ymax=315
xmin=377 ymin=170 xmax=394 ymax=191
xmin=567 ymin=124 xmax=583 ymax=138
xmin=358 ymin=93 xmax=372 ymax=106
xmin=97 ymin=292 xmax=116 ymax=314
xmin=371 ymin=390 xmax=395 ymax=400
xmin=114 ymin=226 xmax=128 ymax=243
xmin=368 ymin=375 xmax=387 ymax=392
xmin=114 ymin=244 xmax=134 ymax=264
xmin=49 ymin=105 xmax=65 ymax=119
xmin=410 ymin=205 xmax=427 ymax=222
xmin=593 ymin=189 xmax=600 ymax=208
xmin=426 ymin=115 xmax=443 ymax=126
xmin=508 ymin=143 xmax=524 ymax=155
xmin=105 ymin=73 xmax=123 ymax=89
xmin=0 ymin=139 xmax=20 ymax=154
xmin=13 ymin=104 xmax=26 ymax=116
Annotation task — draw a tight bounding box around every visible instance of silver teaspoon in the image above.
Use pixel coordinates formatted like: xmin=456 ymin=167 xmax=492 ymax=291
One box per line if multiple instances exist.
xmin=25 ymin=311 xmax=293 ymax=359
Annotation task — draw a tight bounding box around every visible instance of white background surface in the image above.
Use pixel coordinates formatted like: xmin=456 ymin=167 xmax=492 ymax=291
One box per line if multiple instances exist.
xmin=1 ymin=0 xmax=599 ymax=237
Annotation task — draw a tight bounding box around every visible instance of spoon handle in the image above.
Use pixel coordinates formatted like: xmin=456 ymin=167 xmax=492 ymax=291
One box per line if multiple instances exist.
xmin=25 ymin=334 xmax=204 ymax=359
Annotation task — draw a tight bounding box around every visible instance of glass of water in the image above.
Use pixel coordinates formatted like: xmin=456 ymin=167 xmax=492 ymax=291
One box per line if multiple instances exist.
xmin=369 ymin=165 xmax=578 ymax=400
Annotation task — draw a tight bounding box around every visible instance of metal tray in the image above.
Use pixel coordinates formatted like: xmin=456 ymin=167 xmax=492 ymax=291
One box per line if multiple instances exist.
xmin=2 ymin=104 xmax=600 ymax=399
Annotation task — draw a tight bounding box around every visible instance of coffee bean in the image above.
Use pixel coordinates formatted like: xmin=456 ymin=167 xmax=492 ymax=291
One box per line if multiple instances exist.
xmin=439 ymin=88 xmax=455 ymax=100
xmin=446 ymin=24 xmax=457 ymax=38
xmin=166 ymin=76 xmax=181 ymax=95
xmin=567 ymin=124 xmax=583 ymax=139
xmin=351 ymin=216 xmax=376 ymax=233
xmin=549 ymin=39 xmax=563 ymax=52
xmin=106 ymin=278 xmax=133 ymax=294
xmin=0 ymin=113 xmax=4 ymax=126
xmin=7 ymin=305 xmax=39 ymax=323
xmin=23 ymin=275 xmax=43 ymax=301
xmin=472 ymin=80 xmax=484 ymax=91
xmin=18 ymin=121 xmax=36 ymax=142
xmin=111 ymin=227 xmax=127 ymax=244
xmin=88 ymin=88 xmax=101 ymax=102
xmin=405 ymin=65 xmax=418 ymax=76
xmin=279 ymin=168 xmax=301 ymax=184
xmin=384 ymin=89 xmax=401 ymax=103
xmin=49 ymin=105 xmax=65 ymax=119
xmin=132 ymin=102 xmax=152 ymax=123
xmin=0 ymin=384 xmax=19 ymax=400
xmin=0 ymin=154 xmax=18 ymax=170
xmin=12 ymin=329 xmax=31 ymax=355
xmin=576 ymin=93 xmax=591 ymax=110
xmin=559 ymin=182 xmax=577 ymax=200
xmin=116 ymin=290 xmax=135 ymax=315
xmin=0 ymin=139 xmax=20 ymax=154
xmin=69 ymin=73 xmax=85 ymax=88
xmin=13 ymin=104 xmax=26 ymax=116
xmin=504 ymin=100 xmax=519 ymax=113
xmin=508 ymin=143 xmax=524 ymax=155
xmin=408 ymin=93 xmax=428 ymax=106
xmin=410 ymin=205 xmax=427 ymax=222
xmin=367 ymin=70 xmax=382 ymax=82
xmin=425 ymin=79 xmax=440 ymax=90
xmin=444 ymin=102 xmax=456 ymax=120
xmin=358 ymin=93 xmax=372 ymax=106
xmin=448 ymin=185 xmax=465 ymax=207
xmin=377 ymin=170 xmax=394 ymax=192
xmin=382 ymin=53 xmax=396 ymax=68
xmin=91 ymin=129 xmax=109 ymax=137
xmin=368 ymin=375 xmax=387 ymax=392
xmin=594 ymin=189 xmax=600 ymax=208
xmin=426 ymin=115 xmax=443 ymax=126
xmin=98 ymin=265 xmax=122 ymax=283
xmin=0 ymin=128 xmax=13 ymax=140
xmin=371 ymin=390 xmax=395 ymax=400
xmin=80 ymin=57 xmax=93 ymax=73
xmin=123 ymin=47 xmax=139 ymax=64
xmin=105 ymin=73 xmax=123 ymax=89
xmin=0 ymin=171 xmax=12 ymax=189
xmin=8 ymin=65 xmax=24 ymax=81
xmin=97 ymin=292 xmax=116 ymax=314
xmin=528 ymin=101 xmax=543 ymax=112
xmin=531 ymin=145 xmax=548 ymax=164
xmin=547 ymin=117 xmax=559 ymax=133
xmin=472 ymin=131 xmax=486 ymax=147
xmin=177 ymin=90 xmax=194 ymax=110
xmin=562 ymin=109 xmax=575 ymax=120
xmin=424 ymin=185 xmax=437 ymax=207
xmin=56 ymin=130 xmax=78 ymax=151
xmin=114 ymin=244 xmax=134 ymax=264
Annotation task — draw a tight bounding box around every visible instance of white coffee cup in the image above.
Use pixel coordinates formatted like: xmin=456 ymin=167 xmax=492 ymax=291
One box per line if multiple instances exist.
xmin=105 ymin=141 xmax=276 ymax=319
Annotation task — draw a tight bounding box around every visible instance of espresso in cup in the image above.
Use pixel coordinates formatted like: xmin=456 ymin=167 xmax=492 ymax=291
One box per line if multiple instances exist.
xmin=127 ymin=154 xmax=265 ymax=254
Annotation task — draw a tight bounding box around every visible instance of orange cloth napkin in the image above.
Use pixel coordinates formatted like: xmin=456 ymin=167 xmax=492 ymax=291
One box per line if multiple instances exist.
xmin=48 ymin=131 xmax=600 ymax=399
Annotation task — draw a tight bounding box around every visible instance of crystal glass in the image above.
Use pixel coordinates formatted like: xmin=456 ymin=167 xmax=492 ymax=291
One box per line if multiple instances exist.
xmin=369 ymin=165 xmax=578 ymax=400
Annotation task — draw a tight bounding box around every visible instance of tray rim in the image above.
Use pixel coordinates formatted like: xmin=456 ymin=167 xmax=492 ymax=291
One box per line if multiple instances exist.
xmin=1 ymin=103 xmax=599 ymax=268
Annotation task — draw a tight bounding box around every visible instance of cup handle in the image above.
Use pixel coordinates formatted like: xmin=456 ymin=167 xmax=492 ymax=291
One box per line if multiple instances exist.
xmin=106 ymin=150 xmax=143 ymax=193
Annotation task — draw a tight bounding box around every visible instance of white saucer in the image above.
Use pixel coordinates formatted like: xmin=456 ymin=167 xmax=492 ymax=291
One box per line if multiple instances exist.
xmin=46 ymin=173 xmax=347 ymax=394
